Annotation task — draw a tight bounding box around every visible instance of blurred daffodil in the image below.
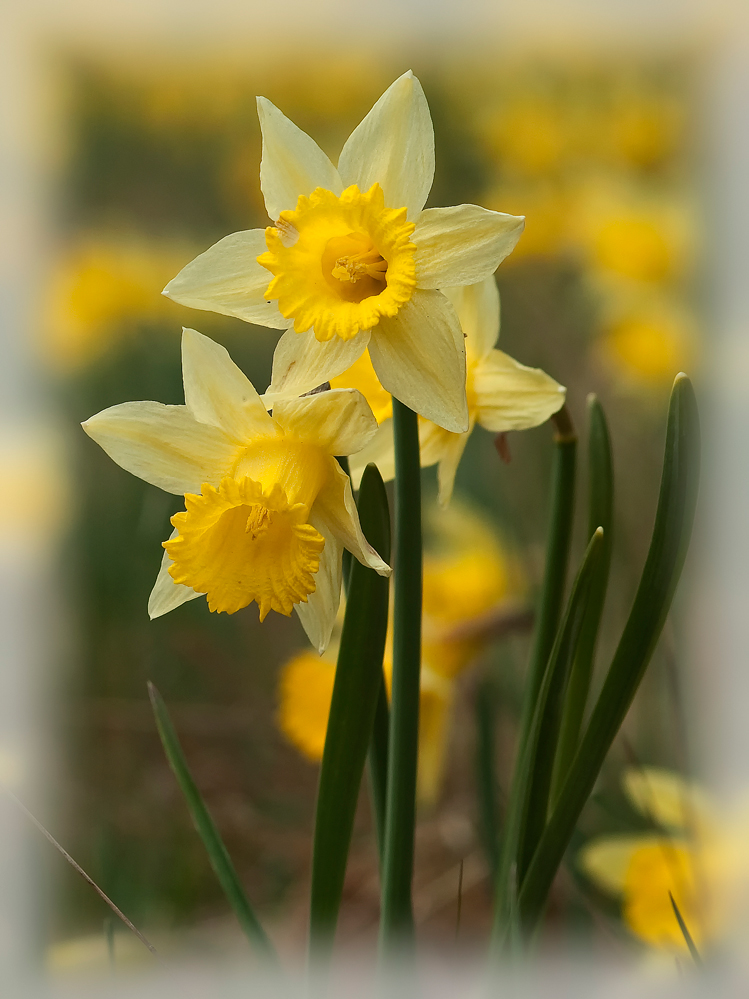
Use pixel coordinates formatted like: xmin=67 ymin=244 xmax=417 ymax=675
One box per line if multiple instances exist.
xmin=342 ymin=278 xmax=565 ymax=505
xmin=579 ymin=768 xmax=743 ymax=954
xmin=600 ymin=295 xmax=696 ymax=386
xmin=82 ymin=327 xmax=389 ymax=652
xmin=163 ymin=72 xmax=525 ymax=433
xmin=278 ymin=504 xmax=519 ymax=803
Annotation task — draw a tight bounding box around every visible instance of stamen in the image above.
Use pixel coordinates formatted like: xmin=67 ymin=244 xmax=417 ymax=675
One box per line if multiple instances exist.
xmin=245 ymin=504 xmax=271 ymax=539
xmin=332 ymin=248 xmax=388 ymax=285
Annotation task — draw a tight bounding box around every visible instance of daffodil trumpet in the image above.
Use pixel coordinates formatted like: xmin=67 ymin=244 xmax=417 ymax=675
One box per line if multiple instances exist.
xmin=82 ymin=327 xmax=390 ymax=653
xmin=163 ymin=72 xmax=526 ymax=434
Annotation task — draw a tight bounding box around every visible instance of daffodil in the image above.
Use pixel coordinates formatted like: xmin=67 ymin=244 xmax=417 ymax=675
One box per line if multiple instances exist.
xmin=278 ymin=503 xmax=519 ymax=803
xmin=579 ymin=768 xmax=748 ymax=954
xmin=162 ymin=72 xmax=526 ymax=433
xmin=82 ymin=327 xmax=390 ymax=653
xmin=339 ymin=278 xmax=565 ymax=505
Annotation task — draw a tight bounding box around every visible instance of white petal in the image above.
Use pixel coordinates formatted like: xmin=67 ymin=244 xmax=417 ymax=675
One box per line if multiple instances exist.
xmin=348 ymin=419 xmax=395 ymax=488
xmin=338 ymin=71 xmax=434 ymax=219
xmin=414 ymin=205 xmax=525 ymax=289
xmin=257 ymin=96 xmax=342 ymax=220
xmin=163 ymin=231 xmax=290 ymax=329
xmin=368 ymin=289 xmax=468 ymax=433
xmin=82 ymin=401 xmax=238 ymax=495
xmin=263 ymin=327 xmax=371 ymax=401
xmin=273 ymin=388 xmax=378 ymax=456
xmin=148 ymin=532 xmax=203 ymax=619
xmin=294 ymin=521 xmax=342 ymax=654
xmin=473 ymin=350 xmax=566 ymax=432
xmin=443 ymin=277 xmax=501 ymax=362
xmin=578 ymin=834 xmax=668 ymax=896
xmin=312 ymin=461 xmax=390 ymax=576
xmin=418 ymin=418 xmax=472 ymax=507
xmin=181 ymin=328 xmax=277 ymax=442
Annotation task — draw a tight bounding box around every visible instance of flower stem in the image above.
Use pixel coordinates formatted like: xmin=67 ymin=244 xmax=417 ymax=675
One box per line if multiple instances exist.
xmin=379 ymin=398 xmax=422 ymax=951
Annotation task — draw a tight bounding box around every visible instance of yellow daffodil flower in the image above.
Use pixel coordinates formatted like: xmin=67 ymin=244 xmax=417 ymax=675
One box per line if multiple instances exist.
xmin=162 ymin=72 xmax=526 ymax=433
xmin=82 ymin=327 xmax=390 ymax=653
xmin=278 ymin=503 xmax=519 ymax=803
xmin=340 ymin=278 xmax=565 ymax=505
xmin=579 ymin=768 xmax=744 ymax=954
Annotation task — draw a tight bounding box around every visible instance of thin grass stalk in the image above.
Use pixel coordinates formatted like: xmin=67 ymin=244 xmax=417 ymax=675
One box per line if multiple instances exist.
xmin=379 ymin=398 xmax=422 ymax=951
xmin=475 ymin=678 xmax=500 ymax=883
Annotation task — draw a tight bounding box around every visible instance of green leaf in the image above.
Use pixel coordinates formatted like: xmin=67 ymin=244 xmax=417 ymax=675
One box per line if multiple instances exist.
xmin=670 ymin=892 xmax=703 ymax=966
xmin=379 ymin=399 xmax=422 ymax=951
xmin=148 ymin=683 xmax=277 ymax=961
xmin=368 ymin=673 xmax=390 ymax=863
xmin=493 ymin=413 xmax=576 ymax=932
xmin=308 ymin=463 xmax=391 ymax=959
xmin=516 ymin=527 xmax=605 ymax=883
xmin=551 ymin=395 xmax=614 ymax=804
xmin=517 ymin=374 xmax=700 ymax=931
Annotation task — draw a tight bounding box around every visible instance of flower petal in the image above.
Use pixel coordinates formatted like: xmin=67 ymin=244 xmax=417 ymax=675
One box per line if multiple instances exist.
xmin=443 ymin=277 xmax=501 ymax=362
xmin=257 ymin=96 xmax=342 ymax=221
xmin=181 ymin=328 xmax=277 ymax=443
xmin=163 ymin=231 xmax=290 ymax=329
xmin=623 ymin=767 xmax=715 ymax=834
xmin=578 ymin=834 xmax=667 ymax=896
xmin=294 ymin=519 xmax=343 ymax=654
xmin=368 ymin=289 xmax=468 ymax=433
xmin=273 ymin=388 xmax=378 ymax=456
xmin=338 ymin=71 xmax=434 ymax=219
xmin=82 ymin=401 xmax=238 ymax=495
xmin=312 ymin=460 xmax=390 ymax=576
xmin=148 ymin=532 xmax=203 ymax=619
xmin=414 ymin=205 xmax=525 ymax=289
xmin=348 ymin=419 xmax=395 ymax=488
xmin=474 ymin=350 xmax=566 ymax=432
xmin=263 ymin=327 xmax=371 ymax=401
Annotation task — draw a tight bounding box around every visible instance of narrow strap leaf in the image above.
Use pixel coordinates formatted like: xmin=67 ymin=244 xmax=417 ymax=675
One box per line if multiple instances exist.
xmin=517 ymin=374 xmax=700 ymax=931
xmin=379 ymin=398 xmax=422 ymax=950
xmin=669 ymin=891 xmax=703 ymax=966
xmin=148 ymin=683 xmax=277 ymax=961
xmin=516 ymin=527 xmax=605 ymax=883
xmin=493 ymin=410 xmax=576 ymax=929
xmin=475 ymin=678 xmax=501 ymax=883
xmin=551 ymin=395 xmax=614 ymax=803
xmin=309 ymin=463 xmax=391 ymax=960
xmin=368 ymin=672 xmax=390 ymax=863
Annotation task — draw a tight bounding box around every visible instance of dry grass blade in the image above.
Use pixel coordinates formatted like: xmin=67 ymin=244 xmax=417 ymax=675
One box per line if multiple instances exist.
xmin=0 ymin=782 xmax=158 ymax=957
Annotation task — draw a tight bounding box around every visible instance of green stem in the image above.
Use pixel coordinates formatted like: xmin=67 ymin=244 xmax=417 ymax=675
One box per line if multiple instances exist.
xmin=308 ymin=465 xmax=391 ymax=962
xmin=493 ymin=408 xmax=576 ymax=930
xmin=379 ymin=398 xmax=422 ymax=951
xmin=551 ymin=396 xmax=613 ymax=804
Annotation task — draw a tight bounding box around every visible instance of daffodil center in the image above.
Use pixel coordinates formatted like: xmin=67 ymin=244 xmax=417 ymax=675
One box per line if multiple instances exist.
xmin=165 ymin=477 xmax=325 ymax=619
xmin=322 ymin=231 xmax=388 ymax=302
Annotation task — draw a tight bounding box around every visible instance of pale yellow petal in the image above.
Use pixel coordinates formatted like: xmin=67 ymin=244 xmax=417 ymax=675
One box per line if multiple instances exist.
xmin=163 ymin=231 xmax=290 ymax=329
xmin=294 ymin=519 xmax=343 ymax=654
xmin=443 ymin=278 xmax=501 ymax=362
xmin=263 ymin=327 xmax=371 ymax=402
xmin=257 ymin=97 xmax=342 ymax=221
xmin=272 ymin=388 xmax=378 ymax=457
xmin=348 ymin=419 xmax=395 ymax=488
xmin=148 ymin=533 xmax=203 ymax=619
xmin=414 ymin=206 xmax=524 ymax=290
xmin=579 ymin=835 xmax=662 ymax=896
xmin=312 ymin=460 xmax=390 ymax=576
xmin=474 ymin=350 xmax=566 ymax=432
xmin=368 ymin=289 xmax=468 ymax=434
xmin=181 ymin=328 xmax=278 ymax=443
xmin=82 ymin=402 xmax=238 ymax=495
xmin=436 ymin=428 xmax=471 ymax=508
xmin=338 ymin=71 xmax=434 ymax=220
xmin=623 ymin=768 xmax=715 ymax=834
